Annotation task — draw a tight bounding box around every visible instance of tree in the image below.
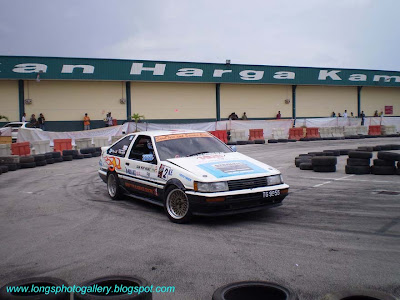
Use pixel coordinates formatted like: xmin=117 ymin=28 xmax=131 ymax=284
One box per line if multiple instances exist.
xmin=0 ymin=115 xmax=9 ymax=122
xmin=131 ymin=113 xmax=145 ymax=132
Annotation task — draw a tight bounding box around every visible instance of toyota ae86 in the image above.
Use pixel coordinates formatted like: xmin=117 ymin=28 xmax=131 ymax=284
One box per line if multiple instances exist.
xmin=98 ymin=130 xmax=289 ymax=223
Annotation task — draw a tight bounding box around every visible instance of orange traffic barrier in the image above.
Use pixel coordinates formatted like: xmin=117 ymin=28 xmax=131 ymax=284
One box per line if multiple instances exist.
xmin=305 ymin=127 xmax=320 ymax=138
xmin=112 ymin=118 xmax=117 ymax=126
xmin=11 ymin=141 xmax=31 ymax=156
xmin=289 ymin=128 xmax=304 ymax=140
xmin=249 ymin=129 xmax=264 ymax=141
xmin=209 ymin=130 xmax=228 ymax=143
xmin=368 ymin=125 xmax=381 ymax=136
xmin=53 ymin=139 xmax=72 ymax=153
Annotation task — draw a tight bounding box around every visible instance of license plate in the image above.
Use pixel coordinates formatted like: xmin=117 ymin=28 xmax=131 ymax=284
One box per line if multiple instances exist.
xmin=263 ymin=190 xmax=280 ymax=198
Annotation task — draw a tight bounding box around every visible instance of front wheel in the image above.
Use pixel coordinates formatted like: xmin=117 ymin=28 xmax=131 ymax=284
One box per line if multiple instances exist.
xmin=164 ymin=187 xmax=192 ymax=224
xmin=107 ymin=172 xmax=122 ymax=200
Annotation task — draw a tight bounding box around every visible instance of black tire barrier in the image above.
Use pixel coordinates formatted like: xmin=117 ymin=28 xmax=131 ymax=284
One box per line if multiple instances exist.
xmin=247 ymin=140 xmax=256 ymax=144
xmin=371 ymin=165 xmax=396 ymax=175
xmin=347 ymin=158 xmax=371 ymax=166
xmin=92 ymin=152 xmax=101 ymax=157
xmin=287 ymin=139 xmax=297 ymax=142
xmin=80 ymin=147 xmax=97 ymax=154
xmin=255 ymin=139 xmax=266 ymax=144
xmin=44 ymin=152 xmax=53 ymax=160
xmin=73 ymin=154 xmax=84 ymax=159
xmin=83 ymin=153 xmax=93 ymax=158
xmin=36 ymin=160 xmax=48 ymax=167
xmin=20 ymin=162 xmax=36 ymax=169
xmin=373 ymin=159 xmax=395 ymax=167
xmin=299 ymin=154 xmax=312 ymax=157
xmin=62 ymin=155 xmax=73 ymax=161
xmin=398 ymin=162 xmax=400 ymax=168
xmin=296 ymin=155 xmax=313 ymax=159
xmin=20 ymin=156 xmax=35 ymax=164
xmin=0 ymin=156 xmax=20 ymax=164
xmin=0 ymin=169 xmax=2 ymax=175
xmin=377 ymin=151 xmax=400 ymax=161
xmin=299 ymin=162 xmax=313 ymax=170
xmin=74 ymin=275 xmax=152 ymax=300
xmin=227 ymin=141 xmax=237 ymax=145
xmin=54 ymin=157 xmax=64 ymax=163
xmin=348 ymin=151 xmax=373 ymax=159
xmin=387 ymin=144 xmax=400 ymax=150
xmin=312 ymin=156 xmax=337 ymax=166
xmin=377 ymin=145 xmax=392 ymax=151
xmin=323 ymin=150 xmax=340 ymax=156
xmin=295 ymin=159 xmax=311 ymax=168
xmin=321 ymin=289 xmax=398 ymax=300
xmin=46 ymin=158 xmax=55 ymax=164
xmin=345 ymin=165 xmax=371 ymax=174
xmin=357 ymin=146 xmax=373 ymax=152
xmin=308 ymin=152 xmax=326 ymax=156
xmin=323 ymin=151 xmax=335 ymax=156
xmin=277 ymin=139 xmax=288 ymax=143
xmin=237 ymin=141 xmax=247 ymax=145
xmin=268 ymin=139 xmax=278 ymax=143
xmin=62 ymin=150 xmax=74 ymax=156
xmin=33 ymin=154 xmax=46 ymax=162
xmin=373 ymin=146 xmax=382 ymax=151
xmin=94 ymin=147 xmax=102 ymax=152
xmin=0 ymin=277 xmax=70 ymax=300
xmin=396 ymin=168 xmax=400 ymax=175
xmin=299 ymin=138 xmax=310 ymax=141
xmin=3 ymin=163 xmax=19 ymax=171
xmin=212 ymin=281 xmax=297 ymax=300
xmin=0 ymin=165 xmax=9 ymax=173
xmin=313 ymin=165 xmax=336 ymax=172
xmin=52 ymin=151 xmax=62 ymax=159
xmin=338 ymin=149 xmax=351 ymax=155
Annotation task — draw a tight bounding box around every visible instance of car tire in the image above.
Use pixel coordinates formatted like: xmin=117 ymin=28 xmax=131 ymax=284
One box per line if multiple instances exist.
xmin=299 ymin=138 xmax=310 ymax=141
xmin=371 ymin=165 xmax=396 ymax=175
xmin=345 ymin=165 xmax=371 ymax=174
xmin=348 ymin=151 xmax=373 ymax=159
xmin=33 ymin=154 xmax=46 ymax=162
xmin=227 ymin=141 xmax=237 ymax=145
xmin=373 ymin=159 xmax=395 ymax=167
xmin=3 ymin=163 xmax=18 ymax=171
xmin=312 ymin=156 xmax=337 ymax=166
xmin=313 ymin=165 xmax=336 ymax=172
xmin=299 ymin=162 xmax=313 ymax=170
xmin=36 ymin=160 xmax=48 ymax=167
xmin=0 ymin=277 xmax=70 ymax=300
xmin=373 ymin=146 xmax=382 ymax=151
xmin=107 ymin=172 xmax=123 ymax=200
xmin=323 ymin=150 xmax=340 ymax=156
xmin=44 ymin=152 xmax=53 ymax=160
xmin=46 ymin=158 xmax=55 ymax=164
xmin=20 ymin=156 xmax=35 ymax=163
xmin=164 ymin=186 xmax=192 ymax=224
xmin=247 ymin=140 xmax=255 ymax=144
xmin=377 ymin=151 xmax=400 ymax=161
xmin=0 ymin=165 xmax=8 ymax=173
xmin=295 ymin=159 xmax=311 ymax=168
xmin=347 ymin=158 xmax=370 ymax=166
xmin=73 ymin=154 xmax=84 ymax=159
xmin=54 ymin=157 xmax=63 ymax=163
xmin=268 ymin=139 xmax=278 ymax=143
xmin=20 ymin=162 xmax=36 ymax=168
xmin=357 ymin=146 xmax=373 ymax=152
xmin=51 ymin=151 xmax=61 ymax=159
xmin=321 ymin=289 xmax=397 ymax=300
xmin=212 ymin=281 xmax=297 ymax=300
xmin=338 ymin=149 xmax=351 ymax=155
xmin=277 ymin=139 xmax=288 ymax=143
xmin=62 ymin=155 xmax=73 ymax=161
xmin=387 ymin=144 xmax=400 ymax=150
xmin=377 ymin=145 xmax=392 ymax=151
xmin=237 ymin=141 xmax=247 ymax=145
xmin=0 ymin=156 xmax=20 ymax=164
xmin=255 ymin=139 xmax=265 ymax=144
xmin=74 ymin=275 xmax=152 ymax=300
xmin=62 ymin=150 xmax=75 ymax=156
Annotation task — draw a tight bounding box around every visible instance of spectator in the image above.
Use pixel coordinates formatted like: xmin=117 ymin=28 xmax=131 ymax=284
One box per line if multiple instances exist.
xmin=38 ymin=113 xmax=45 ymax=130
xmin=331 ymin=112 xmax=336 ymax=117
xmin=343 ymin=110 xmax=348 ymax=118
xmin=242 ymin=112 xmax=248 ymax=120
xmin=350 ymin=112 xmax=354 ymax=117
xmin=107 ymin=112 xmax=113 ymax=127
xmin=30 ymin=114 xmax=37 ymax=127
xmin=21 ymin=113 xmax=26 ymax=122
xmin=228 ymin=112 xmax=239 ymax=120
xmin=374 ymin=110 xmax=379 ymax=117
xmin=379 ymin=111 xmax=384 ymax=117
xmin=338 ymin=113 xmax=342 ymax=117
xmin=360 ymin=111 xmax=366 ymax=126
xmin=83 ymin=113 xmax=91 ymax=130
xmin=276 ymin=111 xmax=281 ymax=119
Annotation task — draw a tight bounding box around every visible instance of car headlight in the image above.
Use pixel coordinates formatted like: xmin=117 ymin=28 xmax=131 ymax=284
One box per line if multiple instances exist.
xmin=267 ymin=174 xmax=283 ymax=186
xmin=194 ymin=181 xmax=228 ymax=192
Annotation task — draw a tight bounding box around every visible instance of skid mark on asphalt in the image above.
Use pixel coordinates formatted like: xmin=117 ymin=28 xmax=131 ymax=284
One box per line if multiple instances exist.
xmin=376 ymin=217 xmax=400 ymax=234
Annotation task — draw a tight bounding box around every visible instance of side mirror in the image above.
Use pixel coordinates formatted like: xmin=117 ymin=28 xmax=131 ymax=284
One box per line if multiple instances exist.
xmin=142 ymin=153 xmax=154 ymax=162
xmin=230 ymin=145 xmax=237 ymax=152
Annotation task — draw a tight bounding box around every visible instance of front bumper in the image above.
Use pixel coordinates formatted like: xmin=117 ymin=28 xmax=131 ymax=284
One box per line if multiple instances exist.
xmin=186 ymin=184 xmax=289 ymax=216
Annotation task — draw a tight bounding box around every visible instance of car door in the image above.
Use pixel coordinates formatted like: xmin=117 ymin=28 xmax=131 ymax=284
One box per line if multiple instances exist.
xmin=124 ymin=135 xmax=162 ymax=200
xmin=105 ymin=135 xmax=136 ymax=175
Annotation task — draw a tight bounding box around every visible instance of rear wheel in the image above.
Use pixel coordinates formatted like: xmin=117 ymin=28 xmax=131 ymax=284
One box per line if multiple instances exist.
xmin=107 ymin=172 xmax=122 ymax=200
xmin=164 ymin=186 xmax=192 ymax=223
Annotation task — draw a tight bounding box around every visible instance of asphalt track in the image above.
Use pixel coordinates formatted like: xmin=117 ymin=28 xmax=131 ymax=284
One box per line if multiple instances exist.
xmin=0 ymin=137 xmax=399 ymax=300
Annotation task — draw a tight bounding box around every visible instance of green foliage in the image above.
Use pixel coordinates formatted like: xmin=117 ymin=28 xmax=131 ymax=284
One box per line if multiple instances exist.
xmin=0 ymin=115 xmax=9 ymax=122
xmin=131 ymin=113 xmax=145 ymax=131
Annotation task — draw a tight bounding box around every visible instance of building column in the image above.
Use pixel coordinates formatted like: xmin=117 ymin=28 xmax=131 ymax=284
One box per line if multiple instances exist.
xmin=357 ymin=86 xmax=362 ymax=117
xmin=18 ymin=80 xmax=24 ymax=121
xmin=216 ymin=83 xmax=221 ymax=121
xmin=292 ymin=85 xmax=297 ymax=126
xmin=126 ymin=81 xmax=131 ymax=121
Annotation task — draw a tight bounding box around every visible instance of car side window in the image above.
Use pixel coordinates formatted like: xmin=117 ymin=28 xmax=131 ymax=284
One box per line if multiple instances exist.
xmin=129 ymin=135 xmax=157 ymax=164
xmin=107 ymin=136 xmax=133 ymax=157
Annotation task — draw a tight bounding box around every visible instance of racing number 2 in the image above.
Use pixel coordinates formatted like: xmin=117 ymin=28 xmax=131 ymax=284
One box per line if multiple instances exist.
xmin=263 ymin=190 xmax=280 ymax=198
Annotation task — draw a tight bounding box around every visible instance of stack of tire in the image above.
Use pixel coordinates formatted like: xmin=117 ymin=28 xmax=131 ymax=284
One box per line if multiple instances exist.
xmin=345 ymin=151 xmax=372 ymax=174
xmin=0 ymin=155 xmax=20 ymax=173
xmin=80 ymin=147 xmax=102 ymax=157
xmin=295 ymin=154 xmax=314 ymax=169
xmin=311 ymin=156 xmax=337 ymax=172
xmin=372 ymin=151 xmax=400 ymax=175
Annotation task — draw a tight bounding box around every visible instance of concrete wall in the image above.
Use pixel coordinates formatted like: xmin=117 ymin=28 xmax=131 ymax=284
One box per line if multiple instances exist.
xmin=296 ymin=86 xmax=357 ymax=117
xmin=0 ymin=80 xmax=19 ymax=122
xmin=220 ymin=84 xmax=292 ymax=119
xmin=131 ymin=82 xmax=215 ymax=120
xmin=23 ymin=80 xmax=126 ymax=121
xmin=361 ymin=87 xmax=400 ymax=116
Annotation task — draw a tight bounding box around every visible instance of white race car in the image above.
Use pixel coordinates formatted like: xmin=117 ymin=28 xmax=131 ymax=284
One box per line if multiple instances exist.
xmin=98 ymin=130 xmax=289 ymax=223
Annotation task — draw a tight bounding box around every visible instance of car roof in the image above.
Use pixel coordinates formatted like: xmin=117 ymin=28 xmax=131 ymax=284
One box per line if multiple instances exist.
xmin=128 ymin=129 xmax=209 ymax=137
xmin=4 ymin=122 xmax=27 ymax=126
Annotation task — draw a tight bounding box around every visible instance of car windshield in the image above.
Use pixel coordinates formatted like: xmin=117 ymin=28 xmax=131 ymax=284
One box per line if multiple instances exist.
xmin=4 ymin=124 xmax=22 ymax=128
xmin=155 ymin=133 xmax=232 ymax=161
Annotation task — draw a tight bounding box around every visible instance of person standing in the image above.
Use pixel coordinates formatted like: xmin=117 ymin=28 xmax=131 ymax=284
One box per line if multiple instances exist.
xmin=30 ymin=114 xmax=37 ymax=127
xmin=242 ymin=112 xmax=248 ymax=120
xmin=38 ymin=113 xmax=46 ymax=130
xmin=374 ymin=110 xmax=379 ymax=117
xmin=21 ymin=113 xmax=26 ymax=122
xmin=331 ymin=112 xmax=336 ymax=117
xmin=360 ymin=111 xmax=366 ymax=126
xmin=343 ymin=110 xmax=348 ymax=118
xmin=107 ymin=112 xmax=113 ymax=127
xmin=276 ymin=111 xmax=281 ymax=119
xmin=83 ymin=113 xmax=91 ymax=130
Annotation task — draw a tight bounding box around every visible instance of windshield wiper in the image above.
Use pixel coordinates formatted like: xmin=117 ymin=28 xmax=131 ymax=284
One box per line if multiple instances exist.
xmin=187 ymin=151 xmax=209 ymax=157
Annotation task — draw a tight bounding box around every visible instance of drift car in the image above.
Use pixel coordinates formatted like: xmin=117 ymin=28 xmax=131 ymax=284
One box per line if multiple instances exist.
xmin=98 ymin=130 xmax=289 ymax=223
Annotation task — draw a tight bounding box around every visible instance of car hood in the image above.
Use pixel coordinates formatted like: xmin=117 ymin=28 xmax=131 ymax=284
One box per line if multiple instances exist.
xmin=166 ymin=152 xmax=280 ymax=181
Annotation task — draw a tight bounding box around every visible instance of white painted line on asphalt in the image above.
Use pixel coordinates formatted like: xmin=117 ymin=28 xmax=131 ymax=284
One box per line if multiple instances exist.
xmin=334 ymin=175 xmax=354 ymax=181
xmin=313 ymin=181 xmax=332 ymax=187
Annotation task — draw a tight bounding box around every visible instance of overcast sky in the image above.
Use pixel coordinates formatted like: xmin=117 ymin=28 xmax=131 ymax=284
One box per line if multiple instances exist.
xmin=0 ymin=0 xmax=399 ymax=71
